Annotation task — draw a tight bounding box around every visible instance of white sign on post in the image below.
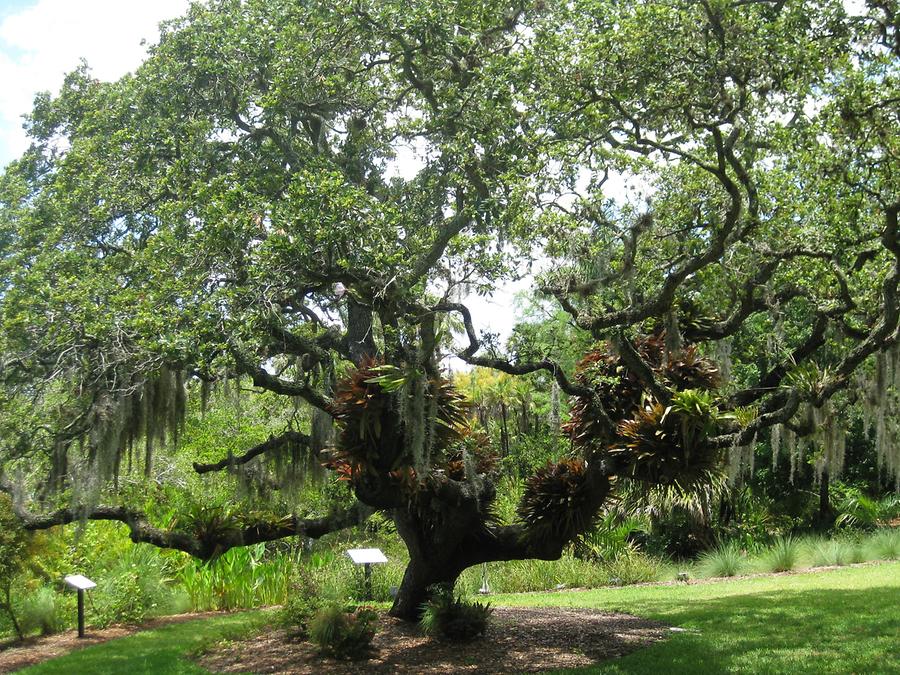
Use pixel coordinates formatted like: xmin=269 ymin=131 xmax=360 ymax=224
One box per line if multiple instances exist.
xmin=346 ymin=548 xmax=387 ymax=600
xmin=346 ymin=548 xmax=388 ymax=564
xmin=64 ymin=574 xmax=97 ymax=590
xmin=64 ymin=574 xmax=96 ymax=638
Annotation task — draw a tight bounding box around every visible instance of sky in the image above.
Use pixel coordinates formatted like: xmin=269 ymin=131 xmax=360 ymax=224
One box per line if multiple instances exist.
xmin=0 ymin=0 xmax=536 ymax=347
xmin=0 ymin=0 xmax=191 ymax=163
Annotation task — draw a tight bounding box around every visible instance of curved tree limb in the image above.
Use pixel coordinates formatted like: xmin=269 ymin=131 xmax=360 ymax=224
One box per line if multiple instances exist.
xmin=431 ymin=301 xmax=591 ymax=396
xmin=0 ymin=475 xmax=369 ymax=561
xmin=192 ymin=430 xmax=311 ymax=474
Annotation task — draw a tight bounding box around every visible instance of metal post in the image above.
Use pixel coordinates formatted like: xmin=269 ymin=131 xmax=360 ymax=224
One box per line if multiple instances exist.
xmin=479 ymin=563 xmax=491 ymax=594
xmin=77 ymin=589 xmax=85 ymax=638
xmin=364 ymin=562 xmax=372 ymax=600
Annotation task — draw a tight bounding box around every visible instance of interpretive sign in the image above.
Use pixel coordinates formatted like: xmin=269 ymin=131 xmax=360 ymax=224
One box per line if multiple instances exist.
xmin=64 ymin=575 xmax=97 ymax=591
xmin=346 ymin=548 xmax=388 ymax=564
xmin=346 ymin=548 xmax=387 ymax=599
xmin=64 ymin=574 xmax=96 ymax=637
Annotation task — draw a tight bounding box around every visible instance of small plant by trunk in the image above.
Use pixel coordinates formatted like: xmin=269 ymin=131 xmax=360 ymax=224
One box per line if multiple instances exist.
xmin=420 ymin=584 xmax=493 ymax=641
xmin=309 ymin=604 xmax=379 ymax=660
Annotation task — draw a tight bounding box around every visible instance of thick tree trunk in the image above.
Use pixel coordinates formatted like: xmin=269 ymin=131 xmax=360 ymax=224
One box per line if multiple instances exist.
xmin=390 ymin=553 xmax=464 ymax=621
xmin=387 ymin=471 xmax=613 ymax=621
xmin=389 ymin=506 xmax=473 ymax=620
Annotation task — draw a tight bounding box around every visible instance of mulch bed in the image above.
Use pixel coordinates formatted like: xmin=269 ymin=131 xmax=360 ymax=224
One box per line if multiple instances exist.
xmin=198 ymin=607 xmax=669 ymax=674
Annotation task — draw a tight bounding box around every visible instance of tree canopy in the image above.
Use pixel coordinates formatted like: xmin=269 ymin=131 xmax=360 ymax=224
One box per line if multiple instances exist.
xmin=0 ymin=0 xmax=897 ymax=619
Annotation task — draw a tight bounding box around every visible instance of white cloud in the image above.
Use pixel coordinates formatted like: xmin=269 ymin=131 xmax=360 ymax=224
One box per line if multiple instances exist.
xmin=0 ymin=0 xmax=189 ymax=165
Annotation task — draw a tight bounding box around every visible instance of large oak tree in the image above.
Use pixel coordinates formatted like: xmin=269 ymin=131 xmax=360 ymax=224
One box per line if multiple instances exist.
xmin=1 ymin=0 xmax=897 ymax=619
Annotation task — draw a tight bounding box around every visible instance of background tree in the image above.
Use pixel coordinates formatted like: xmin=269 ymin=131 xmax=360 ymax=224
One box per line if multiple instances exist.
xmin=0 ymin=0 xmax=897 ymax=621
xmin=0 ymin=495 xmax=29 ymax=640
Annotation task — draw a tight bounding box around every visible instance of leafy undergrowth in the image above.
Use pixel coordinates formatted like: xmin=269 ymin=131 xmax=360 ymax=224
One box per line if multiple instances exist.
xmin=18 ymin=563 xmax=900 ymax=675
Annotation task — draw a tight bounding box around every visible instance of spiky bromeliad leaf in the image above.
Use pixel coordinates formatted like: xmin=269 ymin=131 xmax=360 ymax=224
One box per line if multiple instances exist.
xmin=441 ymin=421 xmax=497 ymax=481
xmin=331 ymin=359 xmax=469 ymax=478
xmin=564 ymin=335 xmax=719 ymax=452
xmin=606 ymin=401 xmax=723 ymax=488
xmin=518 ymin=459 xmax=595 ymax=542
xmin=564 ymin=335 xmax=724 ymax=488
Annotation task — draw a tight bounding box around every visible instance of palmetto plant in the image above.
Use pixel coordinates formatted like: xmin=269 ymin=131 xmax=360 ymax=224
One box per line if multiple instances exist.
xmin=835 ymin=489 xmax=900 ymax=530
xmin=575 ymin=511 xmax=650 ymax=563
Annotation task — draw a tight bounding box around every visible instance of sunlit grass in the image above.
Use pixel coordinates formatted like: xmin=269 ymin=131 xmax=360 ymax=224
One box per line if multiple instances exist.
xmin=19 ymin=610 xmax=273 ymax=674
xmin=499 ymin=562 xmax=900 ymax=674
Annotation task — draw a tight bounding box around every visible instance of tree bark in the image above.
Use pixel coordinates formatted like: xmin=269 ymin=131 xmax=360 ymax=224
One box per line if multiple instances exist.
xmin=347 ymin=297 xmax=376 ymax=363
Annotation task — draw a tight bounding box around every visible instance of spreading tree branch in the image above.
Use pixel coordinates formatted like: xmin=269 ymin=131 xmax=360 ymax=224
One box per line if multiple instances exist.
xmin=192 ymin=430 xmax=311 ymax=474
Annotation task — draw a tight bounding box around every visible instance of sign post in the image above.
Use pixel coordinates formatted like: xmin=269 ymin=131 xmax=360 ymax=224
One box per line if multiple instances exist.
xmin=64 ymin=575 xmax=96 ymax=638
xmin=346 ymin=548 xmax=388 ymax=600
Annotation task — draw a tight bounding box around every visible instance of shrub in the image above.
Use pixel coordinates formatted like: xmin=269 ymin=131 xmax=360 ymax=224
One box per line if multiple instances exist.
xmin=280 ymin=570 xmax=323 ymax=636
xmin=764 ymin=536 xmax=800 ymax=573
xmin=92 ymin=544 xmax=175 ymax=627
xmin=420 ymin=584 xmax=492 ymax=641
xmin=309 ymin=604 xmax=378 ymax=659
xmin=22 ymin=587 xmax=64 ymax=636
xmin=700 ymin=541 xmax=745 ymax=578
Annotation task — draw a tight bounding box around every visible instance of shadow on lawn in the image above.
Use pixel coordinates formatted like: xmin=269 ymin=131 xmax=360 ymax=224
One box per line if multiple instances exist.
xmin=570 ymin=585 xmax=900 ymax=675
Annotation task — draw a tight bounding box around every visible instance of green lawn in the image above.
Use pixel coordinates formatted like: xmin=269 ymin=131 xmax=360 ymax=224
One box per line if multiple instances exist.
xmin=21 ymin=563 xmax=900 ymax=674
xmin=20 ymin=610 xmax=271 ymax=675
xmin=496 ymin=562 xmax=900 ymax=674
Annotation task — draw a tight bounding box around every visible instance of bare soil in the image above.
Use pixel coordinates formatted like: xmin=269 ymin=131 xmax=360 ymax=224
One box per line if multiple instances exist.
xmin=198 ymin=607 xmax=669 ymax=674
xmin=0 ymin=612 xmax=224 ymax=673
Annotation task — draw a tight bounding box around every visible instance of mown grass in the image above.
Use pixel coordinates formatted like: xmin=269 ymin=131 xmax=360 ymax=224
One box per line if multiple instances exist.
xmin=19 ymin=610 xmax=272 ymax=675
xmin=20 ymin=563 xmax=899 ymax=675
xmin=498 ymin=562 xmax=900 ymax=674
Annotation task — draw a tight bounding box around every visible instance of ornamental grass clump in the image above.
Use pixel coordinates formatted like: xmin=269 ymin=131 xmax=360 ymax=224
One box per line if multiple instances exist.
xmin=420 ymin=584 xmax=493 ymax=641
xmin=700 ymin=541 xmax=746 ymax=578
xmin=21 ymin=586 xmax=64 ymax=636
xmin=309 ymin=604 xmax=379 ymax=660
xmin=867 ymin=528 xmax=900 ymax=560
xmin=809 ymin=537 xmax=854 ymax=568
xmin=601 ymin=545 xmax=664 ymax=585
xmin=764 ymin=536 xmax=801 ymax=573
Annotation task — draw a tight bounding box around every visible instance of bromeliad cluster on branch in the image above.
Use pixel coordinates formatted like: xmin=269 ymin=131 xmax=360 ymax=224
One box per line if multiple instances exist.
xmin=328 ymin=358 xmax=479 ymax=485
xmin=517 ymin=335 xmax=725 ymax=543
xmin=568 ymin=335 xmax=723 ymax=483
